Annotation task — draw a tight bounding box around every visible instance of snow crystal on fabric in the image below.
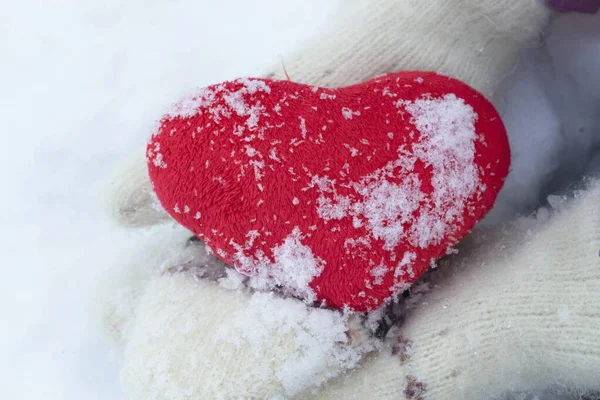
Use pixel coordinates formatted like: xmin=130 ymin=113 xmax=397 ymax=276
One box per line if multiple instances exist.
xmin=315 ymin=94 xmax=480 ymax=250
xmin=341 ymin=107 xmax=361 ymax=120
xmin=233 ymin=228 xmax=325 ymax=303
xmin=156 ymin=78 xmax=272 ymax=132
xmin=146 ymin=142 xmax=167 ymax=169
xmin=215 ymin=292 xmax=363 ymax=397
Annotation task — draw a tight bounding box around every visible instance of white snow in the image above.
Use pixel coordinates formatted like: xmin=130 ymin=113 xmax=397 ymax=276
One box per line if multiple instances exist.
xmin=236 ymin=227 xmax=326 ymax=303
xmin=319 ymin=92 xmax=336 ymax=100
xmin=299 ymin=116 xmax=308 ymax=139
xmin=370 ymin=264 xmax=388 ymax=285
xmin=341 ymin=107 xmax=361 ymax=120
xmin=218 ymin=268 xmax=247 ymax=290
xmin=3 ymin=2 xmax=600 ymax=399
xmin=404 ymin=94 xmax=480 ymax=244
xmin=215 ymin=292 xmax=364 ymax=397
xmin=147 ymin=142 xmax=168 ymax=168
xmin=0 ymin=1 xmax=339 ymax=399
xmin=315 ymin=94 xmax=482 ymax=253
xmin=163 ymin=77 xmax=271 ymax=131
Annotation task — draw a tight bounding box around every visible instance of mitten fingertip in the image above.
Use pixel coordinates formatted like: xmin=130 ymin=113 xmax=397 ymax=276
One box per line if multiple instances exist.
xmin=103 ymin=149 xmax=172 ymax=228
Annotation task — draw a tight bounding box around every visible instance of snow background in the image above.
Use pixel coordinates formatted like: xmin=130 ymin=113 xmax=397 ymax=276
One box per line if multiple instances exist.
xmin=0 ymin=1 xmax=598 ymax=399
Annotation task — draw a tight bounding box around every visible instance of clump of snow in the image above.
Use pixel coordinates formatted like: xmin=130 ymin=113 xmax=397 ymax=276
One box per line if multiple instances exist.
xmin=157 ymin=78 xmax=271 ymax=134
xmin=341 ymin=107 xmax=361 ymax=120
xmin=319 ymin=92 xmax=336 ymax=100
xmin=357 ymin=176 xmax=425 ymax=250
xmin=223 ymin=90 xmax=265 ymax=129
xmin=269 ymin=228 xmax=325 ymax=299
xmin=370 ymin=264 xmax=388 ymax=285
xmin=395 ymin=252 xmax=416 ymax=277
xmin=342 ymin=143 xmax=359 ymax=157
xmin=406 ymin=94 xmax=480 ymax=219
xmin=218 ymin=268 xmax=247 ymax=290
xmin=236 ymin=77 xmax=272 ymax=94
xmin=215 ymin=292 xmax=365 ymax=397
xmin=233 ymin=228 xmax=325 ymax=303
xmin=166 ymin=87 xmax=218 ymax=118
xmin=146 ymin=142 xmax=167 ymax=169
xmin=317 ymin=194 xmax=352 ymax=221
xmin=315 ymin=94 xmax=481 ymax=254
xmin=547 ymin=194 xmax=569 ymax=210
xmin=298 ymin=116 xmax=307 ymax=139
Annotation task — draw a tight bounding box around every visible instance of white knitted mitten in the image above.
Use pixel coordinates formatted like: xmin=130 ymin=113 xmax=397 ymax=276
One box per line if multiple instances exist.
xmin=103 ymin=148 xmax=171 ymax=228
xmin=99 ymin=1 xmax=563 ymax=399
xmin=120 ymin=265 xmax=376 ymax=399
xmin=98 ymin=223 xmax=195 ymax=346
xmin=316 ymin=180 xmax=600 ymax=400
xmin=107 ymin=185 xmax=600 ymax=400
xmin=103 ymin=0 xmax=551 ymax=228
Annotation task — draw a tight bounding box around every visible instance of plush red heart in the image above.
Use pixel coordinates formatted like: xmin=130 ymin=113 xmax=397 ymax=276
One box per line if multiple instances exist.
xmin=147 ymin=72 xmax=509 ymax=311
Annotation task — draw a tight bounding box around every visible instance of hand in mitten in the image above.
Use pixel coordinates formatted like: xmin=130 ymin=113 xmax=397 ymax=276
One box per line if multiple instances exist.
xmin=103 ymin=148 xmax=170 ymax=228
xmin=103 ymin=185 xmax=600 ymax=399
xmin=317 ymin=180 xmax=600 ymax=400
xmin=99 ymin=0 xmax=560 ymax=398
xmin=112 ymin=231 xmax=376 ymax=399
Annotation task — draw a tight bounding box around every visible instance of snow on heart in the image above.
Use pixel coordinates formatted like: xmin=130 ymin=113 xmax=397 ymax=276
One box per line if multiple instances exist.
xmin=314 ymin=94 xmax=481 ymax=251
xmin=147 ymin=72 xmax=509 ymax=311
xmin=230 ymin=227 xmax=325 ymax=303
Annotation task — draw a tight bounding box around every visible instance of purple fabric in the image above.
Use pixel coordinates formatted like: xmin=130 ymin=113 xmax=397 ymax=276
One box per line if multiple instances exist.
xmin=545 ymin=0 xmax=600 ymax=13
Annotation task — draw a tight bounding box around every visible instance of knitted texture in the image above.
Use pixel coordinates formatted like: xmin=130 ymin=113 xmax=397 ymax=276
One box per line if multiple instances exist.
xmin=97 ymin=224 xmax=196 ymax=347
xmin=111 ymin=182 xmax=600 ymax=400
xmin=99 ymin=223 xmax=375 ymax=399
xmin=147 ymin=72 xmax=510 ymax=311
xmin=103 ymin=0 xmax=550 ymax=229
xmin=315 ymin=180 xmax=600 ymax=400
xmin=120 ymin=271 xmax=375 ymax=400
xmin=266 ymin=0 xmax=551 ymax=102
xmin=103 ymin=149 xmax=170 ymax=227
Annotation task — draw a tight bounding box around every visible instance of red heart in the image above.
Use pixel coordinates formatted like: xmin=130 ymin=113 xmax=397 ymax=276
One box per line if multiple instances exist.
xmin=147 ymin=72 xmax=509 ymax=311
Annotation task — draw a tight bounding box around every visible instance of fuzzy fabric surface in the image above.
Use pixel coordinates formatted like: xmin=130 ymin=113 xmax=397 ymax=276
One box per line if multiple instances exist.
xmin=148 ymin=72 xmax=509 ymax=311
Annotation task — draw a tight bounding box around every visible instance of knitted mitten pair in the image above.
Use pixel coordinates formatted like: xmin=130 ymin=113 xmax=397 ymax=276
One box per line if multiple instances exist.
xmin=101 ymin=1 xmax=600 ymax=398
